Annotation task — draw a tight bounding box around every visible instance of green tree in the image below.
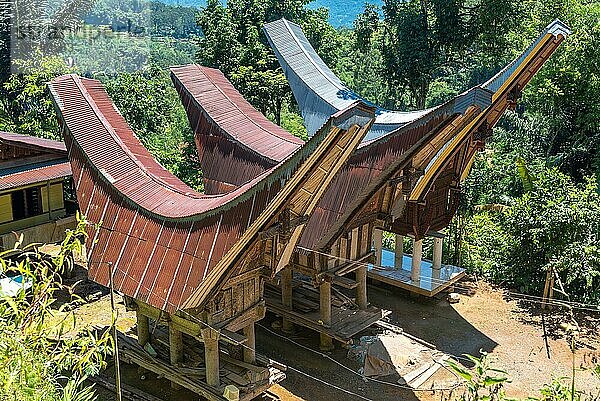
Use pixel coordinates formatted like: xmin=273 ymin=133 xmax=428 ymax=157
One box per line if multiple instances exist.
xmin=0 ymin=55 xmax=74 ymax=139
xmin=195 ymin=0 xmax=340 ymax=132
xmin=380 ymin=0 xmax=521 ymax=109
xmin=522 ymin=0 xmax=600 ymax=179
xmin=99 ymin=67 xmax=203 ymax=190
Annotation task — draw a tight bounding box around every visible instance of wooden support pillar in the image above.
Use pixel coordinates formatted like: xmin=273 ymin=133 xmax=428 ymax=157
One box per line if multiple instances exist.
xmin=541 ymin=266 xmax=555 ymax=310
xmin=433 ymin=237 xmax=443 ymax=270
xmin=201 ymin=327 xmax=220 ymax=387
xmin=411 ymin=239 xmax=423 ymax=283
xmin=168 ymin=321 xmax=183 ymax=390
xmin=136 ymin=311 xmax=150 ymax=346
xmin=357 ymin=266 xmax=368 ymax=309
xmin=394 ymin=234 xmax=404 ymax=270
xmin=372 ymin=228 xmax=383 ymax=266
xmin=351 ymin=228 xmax=367 ymax=310
xmin=242 ymin=323 xmax=256 ymax=364
xmin=319 ymin=280 xmax=334 ymax=351
xmin=281 ymin=266 xmax=294 ymax=333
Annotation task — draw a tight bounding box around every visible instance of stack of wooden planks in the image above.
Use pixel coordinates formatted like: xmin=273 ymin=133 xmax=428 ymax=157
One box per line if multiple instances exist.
xmin=114 ymin=328 xmax=285 ymax=401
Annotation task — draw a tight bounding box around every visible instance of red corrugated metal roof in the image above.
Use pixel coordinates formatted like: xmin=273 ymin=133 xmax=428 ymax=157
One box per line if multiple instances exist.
xmin=50 ymin=74 xmax=287 ymax=219
xmin=0 ymin=131 xmax=66 ymax=154
xmin=0 ymin=160 xmax=71 ymax=191
xmin=171 ymin=65 xmax=303 ymax=163
xmin=48 ymin=73 xmax=373 ymax=312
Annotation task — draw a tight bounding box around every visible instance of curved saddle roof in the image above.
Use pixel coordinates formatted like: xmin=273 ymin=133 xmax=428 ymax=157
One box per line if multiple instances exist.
xmin=49 ymin=74 xmax=374 ymax=312
xmin=263 ymin=18 xmax=570 ymax=141
xmin=171 ymin=65 xmax=303 ymax=164
xmin=264 ymin=18 xmax=433 ymax=140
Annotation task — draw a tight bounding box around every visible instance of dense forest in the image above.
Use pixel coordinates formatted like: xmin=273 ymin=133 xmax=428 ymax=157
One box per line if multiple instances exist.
xmin=0 ymin=0 xmax=599 ymax=398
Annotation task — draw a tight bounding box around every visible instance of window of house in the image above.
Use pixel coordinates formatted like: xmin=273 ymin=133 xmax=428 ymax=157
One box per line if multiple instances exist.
xmin=11 ymin=186 xmax=43 ymax=221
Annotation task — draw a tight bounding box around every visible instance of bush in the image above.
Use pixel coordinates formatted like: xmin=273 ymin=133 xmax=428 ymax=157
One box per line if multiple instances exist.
xmin=462 ymin=168 xmax=600 ymax=303
xmin=0 ymin=214 xmax=112 ymax=401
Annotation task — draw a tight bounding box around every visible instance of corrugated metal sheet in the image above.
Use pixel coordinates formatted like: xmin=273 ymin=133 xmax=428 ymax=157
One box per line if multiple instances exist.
xmin=170 ymin=65 xmax=303 ymax=194
xmin=0 ymin=160 xmax=71 ymax=191
xmin=48 ymin=74 xmax=373 ymax=312
xmin=0 ymin=131 xmax=67 ymax=154
xmin=264 ymin=18 xmax=437 ymax=139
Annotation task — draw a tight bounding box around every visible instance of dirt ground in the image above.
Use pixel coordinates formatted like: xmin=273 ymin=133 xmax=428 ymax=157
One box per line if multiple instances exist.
xmin=55 ymin=272 xmax=600 ymax=401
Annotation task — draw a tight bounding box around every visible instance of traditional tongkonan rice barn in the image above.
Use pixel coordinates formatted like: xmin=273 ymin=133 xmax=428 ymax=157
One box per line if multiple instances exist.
xmin=47 ymin=18 xmax=568 ymax=401
xmin=48 ymin=73 xmax=375 ymax=399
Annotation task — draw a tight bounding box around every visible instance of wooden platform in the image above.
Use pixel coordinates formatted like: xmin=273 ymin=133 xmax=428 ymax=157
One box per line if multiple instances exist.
xmin=264 ymin=281 xmax=389 ymax=342
xmin=368 ymin=250 xmax=466 ymax=297
xmin=116 ymin=329 xmax=285 ymax=401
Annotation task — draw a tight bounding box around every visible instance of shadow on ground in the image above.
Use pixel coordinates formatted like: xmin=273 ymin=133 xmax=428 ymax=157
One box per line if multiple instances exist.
xmin=256 ymin=314 xmax=422 ymax=401
xmin=368 ymin=279 xmax=498 ymax=361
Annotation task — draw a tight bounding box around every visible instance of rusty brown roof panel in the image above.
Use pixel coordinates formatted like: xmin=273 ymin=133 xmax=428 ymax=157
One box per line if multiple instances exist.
xmin=0 ymin=131 xmax=67 ymax=154
xmin=171 ymin=65 xmax=302 ymax=160
xmin=170 ymin=65 xmax=304 ymax=194
xmin=0 ymin=160 xmax=72 ymax=191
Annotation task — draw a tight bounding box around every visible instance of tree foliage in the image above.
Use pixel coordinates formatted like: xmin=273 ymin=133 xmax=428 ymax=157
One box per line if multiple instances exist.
xmin=0 ymin=55 xmax=74 ymax=139
xmin=196 ymin=0 xmax=337 ymax=130
xmin=100 ymin=67 xmax=203 ymax=190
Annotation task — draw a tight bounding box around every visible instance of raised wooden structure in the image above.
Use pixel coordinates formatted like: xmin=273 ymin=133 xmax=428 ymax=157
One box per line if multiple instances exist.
xmin=171 ymin=19 xmax=569 ymax=350
xmin=49 ymin=73 xmax=374 ymax=399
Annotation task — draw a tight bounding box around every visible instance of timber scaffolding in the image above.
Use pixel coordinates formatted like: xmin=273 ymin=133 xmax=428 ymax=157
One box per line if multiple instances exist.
xmin=171 ymin=19 xmax=570 ymax=351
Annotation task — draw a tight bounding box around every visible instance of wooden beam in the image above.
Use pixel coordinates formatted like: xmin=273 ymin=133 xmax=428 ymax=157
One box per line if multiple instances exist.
xmin=319 ymin=280 xmax=334 ymax=351
xmin=243 ymin=323 xmax=256 ymax=364
xmin=133 ymin=300 xmax=247 ymax=346
xmin=372 ymin=228 xmax=383 ymax=266
xmin=281 ymin=266 xmax=294 ymax=333
xmin=221 ymin=300 xmax=265 ymax=334
xmin=169 ymin=321 xmax=184 ymax=390
xmin=201 ymin=327 xmax=221 ymax=387
xmin=136 ymin=311 xmax=150 ymax=346
xmin=395 ymin=234 xmax=404 ymax=271
xmin=356 ymin=265 xmax=368 ymax=310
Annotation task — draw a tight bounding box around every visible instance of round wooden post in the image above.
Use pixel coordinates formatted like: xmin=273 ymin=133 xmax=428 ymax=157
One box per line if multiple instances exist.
xmin=356 ymin=266 xmax=368 ymax=309
xmin=433 ymin=237 xmax=443 ymax=270
xmin=136 ymin=311 xmax=150 ymax=346
xmin=372 ymin=228 xmax=383 ymax=266
xmin=202 ymin=327 xmax=221 ymax=387
xmin=168 ymin=321 xmax=183 ymax=390
xmin=319 ymin=280 xmax=334 ymax=351
xmin=394 ymin=234 xmax=404 ymax=270
xmin=411 ymin=239 xmax=423 ymax=283
xmin=281 ymin=266 xmax=294 ymax=333
xmin=243 ymin=323 xmax=256 ymax=364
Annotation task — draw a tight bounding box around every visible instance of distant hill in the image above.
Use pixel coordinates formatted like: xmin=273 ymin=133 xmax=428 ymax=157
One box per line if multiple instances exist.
xmin=158 ymin=0 xmax=383 ymax=27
